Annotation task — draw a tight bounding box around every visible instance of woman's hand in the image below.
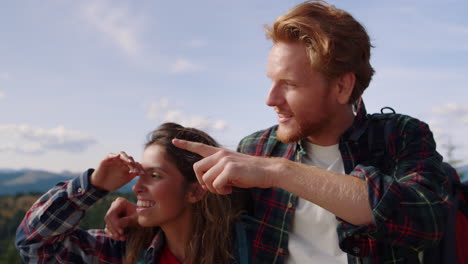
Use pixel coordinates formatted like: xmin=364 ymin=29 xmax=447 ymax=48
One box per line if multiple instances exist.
xmin=104 ymin=197 xmax=138 ymax=241
xmin=90 ymin=151 xmax=145 ymax=192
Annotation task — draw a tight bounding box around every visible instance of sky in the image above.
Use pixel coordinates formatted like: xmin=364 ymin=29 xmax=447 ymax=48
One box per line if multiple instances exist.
xmin=0 ymin=0 xmax=467 ymax=173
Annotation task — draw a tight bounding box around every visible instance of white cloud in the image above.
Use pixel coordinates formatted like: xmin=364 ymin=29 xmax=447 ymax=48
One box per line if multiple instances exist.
xmin=0 ymin=91 xmax=4 ymax=100
xmin=0 ymin=72 xmax=10 ymax=80
xmin=378 ymin=67 xmax=464 ymax=82
xmin=163 ymin=110 xmax=183 ymax=122
xmin=0 ymin=124 xmax=97 ymax=154
xmin=177 ymin=116 xmax=212 ymax=131
xmin=80 ymin=3 xmax=206 ymax=72
xmin=431 ymin=103 xmax=468 ymax=125
xmin=188 ymin=39 xmax=207 ymax=48
xmin=213 ymin=120 xmax=227 ymax=131
xmin=81 ymin=0 xmax=143 ymax=58
xmin=170 ymin=58 xmax=203 ymax=73
xmin=432 ymin=103 xmax=468 ymax=116
xmin=147 ymin=98 xmax=170 ymax=120
xmin=426 ymin=119 xmax=443 ymax=137
xmin=147 ymin=99 xmax=227 ymax=132
xmin=447 ymin=24 xmax=468 ymax=35
xmin=426 ymin=103 xmax=468 ymax=166
xmin=0 ymin=142 xmax=42 ymax=154
xmin=462 ymin=115 xmax=468 ymax=125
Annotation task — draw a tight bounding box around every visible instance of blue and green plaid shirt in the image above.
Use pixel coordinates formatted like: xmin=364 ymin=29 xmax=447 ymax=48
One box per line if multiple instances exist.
xmin=238 ymin=102 xmax=449 ymax=264
xmin=15 ymin=170 xmax=170 ymax=264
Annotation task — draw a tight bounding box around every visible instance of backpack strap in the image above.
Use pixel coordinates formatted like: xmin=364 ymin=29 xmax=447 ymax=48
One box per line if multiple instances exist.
xmin=367 ymin=107 xmax=395 ymax=172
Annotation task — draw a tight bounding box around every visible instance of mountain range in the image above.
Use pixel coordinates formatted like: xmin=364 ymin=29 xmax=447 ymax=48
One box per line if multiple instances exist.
xmin=0 ymin=169 xmax=135 ymax=195
xmin=1 ymin=165 xmax=467 ymax=195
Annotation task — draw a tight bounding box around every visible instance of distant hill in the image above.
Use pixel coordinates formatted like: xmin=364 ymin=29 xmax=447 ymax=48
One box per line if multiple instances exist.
xmin=458 ymin=165 xmax=468 ymax=182
xmin=0 ymin=169 xmax=135 ymax=195
xmin=0 ymin=165 xmax=466 ymax=195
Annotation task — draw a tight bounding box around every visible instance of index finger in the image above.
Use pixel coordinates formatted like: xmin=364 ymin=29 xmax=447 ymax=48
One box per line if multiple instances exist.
xmin=172 ymin=138 xmax=219 ymax=157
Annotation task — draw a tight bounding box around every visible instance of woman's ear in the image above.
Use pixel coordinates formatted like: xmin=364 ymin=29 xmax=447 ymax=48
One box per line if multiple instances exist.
xmin=186 ymin=183 xmax=207 ymax=203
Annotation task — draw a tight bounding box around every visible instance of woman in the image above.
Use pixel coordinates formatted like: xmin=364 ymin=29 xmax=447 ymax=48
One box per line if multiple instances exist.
xmin=16 ymin=123 xmax=245 ymax=264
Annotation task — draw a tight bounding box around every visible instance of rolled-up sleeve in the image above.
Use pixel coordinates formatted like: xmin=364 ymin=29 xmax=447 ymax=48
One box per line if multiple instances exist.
xmin=339 ymin=117 xmax=449 ymax=257
xmin=15 ymin=169 xmax=124 ymax=263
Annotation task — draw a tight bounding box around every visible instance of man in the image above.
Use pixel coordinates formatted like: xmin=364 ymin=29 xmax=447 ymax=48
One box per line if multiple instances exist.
xmin=173 ymin=1 xmax=449 ymax=263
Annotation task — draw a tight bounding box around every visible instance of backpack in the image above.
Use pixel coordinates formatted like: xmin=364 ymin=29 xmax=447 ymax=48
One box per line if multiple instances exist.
xmin=368 ymin=107 xmax=468 ymax=264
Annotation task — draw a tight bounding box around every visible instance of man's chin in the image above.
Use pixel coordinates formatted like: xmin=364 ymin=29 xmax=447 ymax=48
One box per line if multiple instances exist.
xmin=276 ymin=125 xmax=303 ymax=143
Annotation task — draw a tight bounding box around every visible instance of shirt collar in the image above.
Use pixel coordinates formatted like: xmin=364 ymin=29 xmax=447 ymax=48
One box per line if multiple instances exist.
xmin=341 ymin=98 xmax=369 ymax=142
xmin=145 ymin=228 xmax=165 ymax=262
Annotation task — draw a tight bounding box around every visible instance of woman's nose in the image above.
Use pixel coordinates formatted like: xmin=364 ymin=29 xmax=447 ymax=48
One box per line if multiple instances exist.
xmin=132 ymin=176 xmax=145 ymax=194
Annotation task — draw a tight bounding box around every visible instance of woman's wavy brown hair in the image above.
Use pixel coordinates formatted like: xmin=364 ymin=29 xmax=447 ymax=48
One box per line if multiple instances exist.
xmin=265 ymin=0 xmax=374 ymax=103
xmin=125 ymin=122 xmax=237 ymax=264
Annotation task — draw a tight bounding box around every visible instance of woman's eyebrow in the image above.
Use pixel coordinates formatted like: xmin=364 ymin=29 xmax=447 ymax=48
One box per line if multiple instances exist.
xmin=144 ymin=166 xmax=168 ymax=174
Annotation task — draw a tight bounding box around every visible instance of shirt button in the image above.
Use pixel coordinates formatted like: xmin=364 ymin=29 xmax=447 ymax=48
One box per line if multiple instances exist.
xmin=77 ymin=187 xmax=83 ymax=193
xmin=278 ymin=248 xmax=284 ymax=254
xmin=353 ymin=247 xmax=360 ymax=254
xmin=287 ymin=202 xmax=293 ymax=208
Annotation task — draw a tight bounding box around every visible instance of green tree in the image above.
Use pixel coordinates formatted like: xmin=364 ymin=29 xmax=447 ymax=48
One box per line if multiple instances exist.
xmin=0 ymin=192 xmax=135 ymax=262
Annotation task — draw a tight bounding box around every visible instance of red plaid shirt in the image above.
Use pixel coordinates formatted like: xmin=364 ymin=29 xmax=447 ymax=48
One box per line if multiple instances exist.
xmin=238 ymin=101 xmax=450 ymax=264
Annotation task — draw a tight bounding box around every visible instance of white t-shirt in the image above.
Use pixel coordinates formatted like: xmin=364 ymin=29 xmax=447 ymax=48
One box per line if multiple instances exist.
xmin=286 ymin=142 xmax=348 ymax=264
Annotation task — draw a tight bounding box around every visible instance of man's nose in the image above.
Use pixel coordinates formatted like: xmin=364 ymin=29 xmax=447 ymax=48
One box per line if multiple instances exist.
xmin=266 ymin=83 xmax=285 ymax=107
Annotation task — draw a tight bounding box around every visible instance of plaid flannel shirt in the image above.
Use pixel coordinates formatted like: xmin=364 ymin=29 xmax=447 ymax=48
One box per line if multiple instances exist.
xmin=237 ymin=102 xmax=449 ymax=264
xmin=15 ymin=169 xmax=167 ymax=264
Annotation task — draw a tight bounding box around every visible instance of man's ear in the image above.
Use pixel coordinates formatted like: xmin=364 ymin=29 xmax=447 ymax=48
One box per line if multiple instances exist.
xmin=334 ymin=72 xmax=355 ymax=104
xmin=186 ymin=183 xmax=207 ymax=203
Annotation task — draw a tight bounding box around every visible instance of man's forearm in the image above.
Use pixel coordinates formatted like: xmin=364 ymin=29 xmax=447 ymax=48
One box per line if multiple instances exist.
xmin=269 ymin=158 xmax=374 ymax=226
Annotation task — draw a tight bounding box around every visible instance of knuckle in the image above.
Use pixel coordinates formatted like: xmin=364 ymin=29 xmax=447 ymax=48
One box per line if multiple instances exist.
xmin=218 ymin=149 xmax=230 ymax=157
xmin=224 ymin=161 xmax=236 ymax=172
xmin=202 ymin=173 xmax=211 ymax=182
xmin=193 ymin=161 xmax=202 ymax=172
xmin=219 ymin=157 xmax=229 ymax=167
xmin=212 ymin=180 xmax=222 ymax=190
xmin=220 ymin=155 xmax=235 ymax=165
xmin=115 ymin=197 xmax=126 ymax=204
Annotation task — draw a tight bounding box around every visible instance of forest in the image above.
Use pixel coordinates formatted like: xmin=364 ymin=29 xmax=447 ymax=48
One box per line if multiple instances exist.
xmin=0 ymin=192 xmax=135 ymax=264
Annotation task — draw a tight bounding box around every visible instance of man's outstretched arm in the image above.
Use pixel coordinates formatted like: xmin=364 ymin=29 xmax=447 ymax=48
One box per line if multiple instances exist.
xmin=172 ymin=138 xmax=374 ymax=226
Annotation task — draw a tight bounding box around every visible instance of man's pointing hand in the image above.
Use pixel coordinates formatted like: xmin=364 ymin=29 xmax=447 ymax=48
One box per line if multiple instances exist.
xmin=172 ymin=138 xmax=278 ymax=194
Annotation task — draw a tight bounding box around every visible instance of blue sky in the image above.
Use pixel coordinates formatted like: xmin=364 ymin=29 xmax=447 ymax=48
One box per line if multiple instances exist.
xmin=0 ymin=0 xmax=467 ymax=173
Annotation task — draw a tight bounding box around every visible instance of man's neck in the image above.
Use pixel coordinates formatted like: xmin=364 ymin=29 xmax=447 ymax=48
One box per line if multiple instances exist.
xmin=306 ymin=106 xmax=355 ymax=146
